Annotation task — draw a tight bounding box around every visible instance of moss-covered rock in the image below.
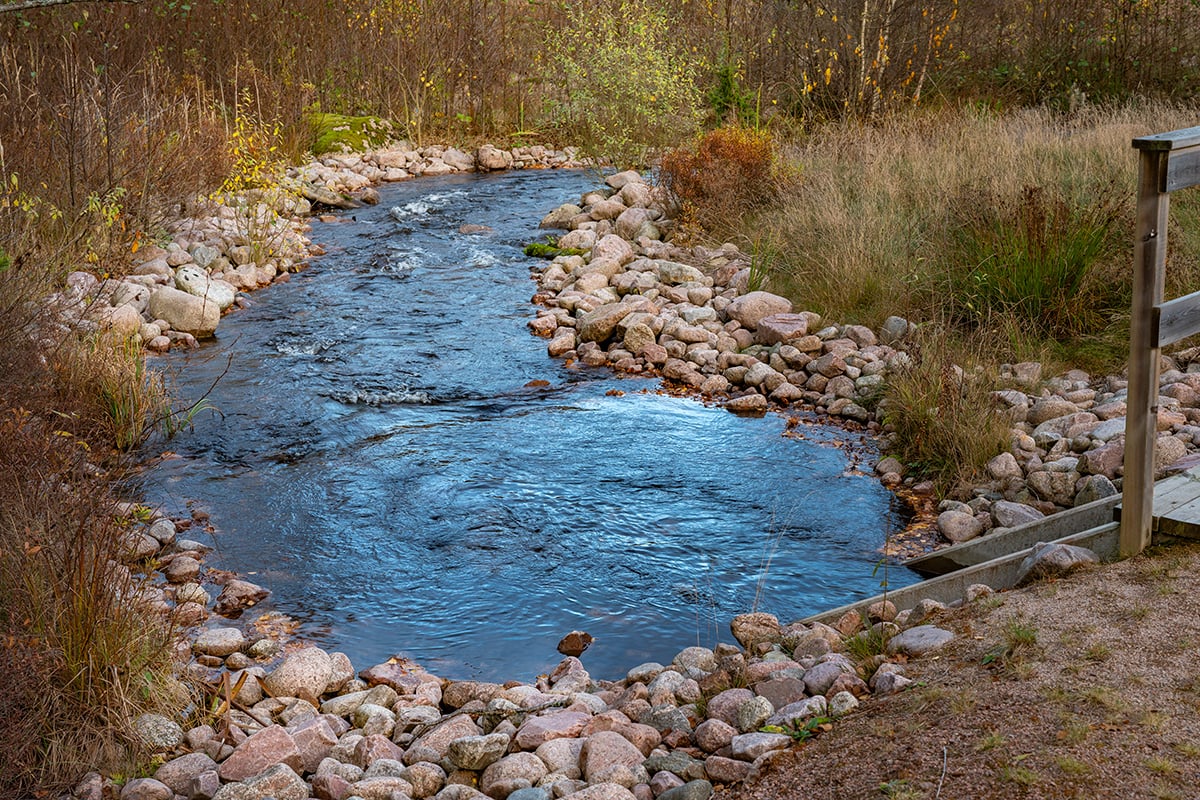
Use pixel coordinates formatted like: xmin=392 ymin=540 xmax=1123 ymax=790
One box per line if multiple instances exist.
xmin=308 ymin=113 xmax=395 ymax=155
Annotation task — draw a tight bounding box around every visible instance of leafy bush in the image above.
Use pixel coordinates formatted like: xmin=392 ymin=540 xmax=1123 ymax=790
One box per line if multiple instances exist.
xmin=546 ymin=0 xmax=703 ymax=167
xmin=658 ymin=126 xmax=776 ymax=234
xmin=707 ymin=61 xmax=758 ymax=127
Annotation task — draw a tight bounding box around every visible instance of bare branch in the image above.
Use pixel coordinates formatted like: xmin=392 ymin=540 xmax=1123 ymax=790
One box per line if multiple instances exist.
xmin=0 ymin=0 xmax=141 ymax=14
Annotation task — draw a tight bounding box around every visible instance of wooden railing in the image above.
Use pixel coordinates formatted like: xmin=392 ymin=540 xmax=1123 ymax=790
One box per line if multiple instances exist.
xmin=1122 ymin=125 xmax=1200 ymax=556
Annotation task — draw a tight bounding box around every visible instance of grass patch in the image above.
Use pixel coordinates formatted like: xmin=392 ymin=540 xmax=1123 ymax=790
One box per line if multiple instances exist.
xmin=975 ymin=731 xmax=1007 ymax=752
xmin=1054 ymin=755 xmax=1091 ymax=776
xmin=999 ymin=764 xmax=1041 ymax=786
xmin=743 ymin=102 xmax=1200 ymax=377
xmin=1145 ymin=757 xmax=1178 ymax=775
xmin=1173 ymin=741 xmax=1200 ymax=759
xmin=0 ymin=257 xmax=186 ymax=796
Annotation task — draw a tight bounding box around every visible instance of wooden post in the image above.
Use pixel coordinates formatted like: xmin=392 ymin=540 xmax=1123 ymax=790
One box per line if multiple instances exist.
xmin=1120 ymin=146 xmax=1169 ymax=557
xmin=1122 ymin=125 xmax=1200 ymax=557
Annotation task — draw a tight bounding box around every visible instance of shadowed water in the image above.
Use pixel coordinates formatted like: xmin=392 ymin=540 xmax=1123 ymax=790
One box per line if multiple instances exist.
xmin=143 ymin=169 xmax=918 ymax=681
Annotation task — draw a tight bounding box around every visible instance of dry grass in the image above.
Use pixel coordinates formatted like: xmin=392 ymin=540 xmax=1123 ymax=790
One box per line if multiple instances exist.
xmin=0 ymin=264 xmax=185 ymax=797
xmin=752 ymin=102 xmax=1200 ymax=363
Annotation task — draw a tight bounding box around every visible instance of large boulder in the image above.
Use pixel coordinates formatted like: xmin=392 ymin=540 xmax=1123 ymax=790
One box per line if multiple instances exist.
xmin=725 ymin=291 xmax=792 ymax=330
xmin=261 ymin=646 xmax=333 ymax=699
xmin=147 ymin=286 xmax=220 ymax=338
xmin=176 ymin=264 xmax=235 ymax=310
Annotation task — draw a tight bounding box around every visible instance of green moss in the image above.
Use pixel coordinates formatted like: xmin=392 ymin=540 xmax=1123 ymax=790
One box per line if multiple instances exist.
xmin=523 ymin=241 xmax=587 ymax=259
xmin=307 ymin=113 xmax=395 ymax=155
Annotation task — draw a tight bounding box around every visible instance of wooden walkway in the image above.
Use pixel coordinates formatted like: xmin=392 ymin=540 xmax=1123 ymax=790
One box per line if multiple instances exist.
xmin=1116 ymin=465 xmax=1200 ymax=540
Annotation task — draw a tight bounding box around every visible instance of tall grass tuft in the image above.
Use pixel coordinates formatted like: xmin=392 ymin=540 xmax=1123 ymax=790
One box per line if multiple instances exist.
xmin=933 ymin=181 xmax=1128 ymax=338
xmin=56 ymin=334 xmax=172 ymax=451
xmin=880 ymin=326 xmax=1013 ymax=494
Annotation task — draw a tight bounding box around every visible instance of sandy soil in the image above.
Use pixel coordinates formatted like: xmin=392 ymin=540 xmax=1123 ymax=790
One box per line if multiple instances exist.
xmin=719 ymin=539 xmax=1200 ymax=800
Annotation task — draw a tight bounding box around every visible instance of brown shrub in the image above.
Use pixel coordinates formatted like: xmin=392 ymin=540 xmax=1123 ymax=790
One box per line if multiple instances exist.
xmin=658 ymin=126 xmax=777 ymax=235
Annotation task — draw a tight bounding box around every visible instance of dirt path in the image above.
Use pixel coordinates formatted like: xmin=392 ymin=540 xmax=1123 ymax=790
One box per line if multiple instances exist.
xmin=719 ymin=539 xmax=1200 ymax=800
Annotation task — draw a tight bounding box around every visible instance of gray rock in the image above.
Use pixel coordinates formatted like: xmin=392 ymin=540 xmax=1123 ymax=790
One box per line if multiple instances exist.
xmin=578 ymin=302 xmax=640 ymax=344
xmin=992 ymin=500 xmax=1044 ymax=528
xmin=193 ymin=627 xmax=245 ymax=657
xmin=540 ymin=204 xmax=583 ymax=230
xmin=119 ymin=778 xmax=172 ymax=800
xmin=176 ymin=264 xmax=235 ymax=310
xmin=734 ymin=695 xmax=773 ymax=733
xmin=755 ymin=314 xmax=811 ymax=345
xmin=153 ymin=752 xmax=217 ymax=795
xmin=449 ymin=732 xmax=511 ymax=771
xmin=639 ymin=705 xmax=692 ymax=734
xmin=133 ymin=713 xmax=183 ymax=751
xmin=800 ymin=661 xmax=852 ymax=696
xmin=642 ymin=751 xmax=705 ymax=782
xmin=703 ymin=755 xmax=751 ymax=784
xmin=886 ymin=625 xmax=955 ymax=657
xmin=507 ymin=789 xmax=549 ymax=800
xmin=262 ymin=646 xmax=332 ymax=699
xmin=657 ymin=780 xmax=713 ymax=800
xmin=729 ymin=732 xmax=791 ymax=761
xmin=481 ymin=752 xmax=549 ymax=799
xmin=606 ymin=170 xmax=644 ymax=189
xmin=581 ymin=730 xmax=648 ymax=786
xmin=726 ymin=394 xmax=768 ymax=414
xmin=828 ymin=691 xmax=859 ymax=716
xmin=1017 ymin=541 xmax=1100 ymax=585
xmin=655 ymin=261 xmax=704 ymax=285
xmin=1027 ymin=398 xmax=1080 ymax=426
xmin=764 ymin=696 xmax=827 ymax=729
xmin=147 ymin=286 xmax=220 ymax=338
xmin=242 ymin=763 xmax=308 ymax=800
xmin=986 ymin=452 xmax=1024 ymax=482
xmin=725 ymin=291 xmax=792 ymax=330
xmin=1074 ymin=474 xmax=1118 ymax=505
xmin=878 ymin=316 xmax=914 ymax=345
xmin=212 ymin=578 xmax=270 ymax=616
xmin=672 ymin=646 xmax=717 ymax=675
xmin=937 ymin=509 xmax=984 ymax=543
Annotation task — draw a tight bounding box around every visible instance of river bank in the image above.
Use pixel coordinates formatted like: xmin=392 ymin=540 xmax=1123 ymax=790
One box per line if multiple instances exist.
xmin=52 ymin=139 xmax=1200 ymax=800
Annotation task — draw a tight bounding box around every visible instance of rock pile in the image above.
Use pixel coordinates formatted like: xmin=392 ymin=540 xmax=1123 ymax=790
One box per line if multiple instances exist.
xmin=527 ymin=170 xmax=909 ymax=429
xmin=74 ymin=500 xmax=970 ymax=800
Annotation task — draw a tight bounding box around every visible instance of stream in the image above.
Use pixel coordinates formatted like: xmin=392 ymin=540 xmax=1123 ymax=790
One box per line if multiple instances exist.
xmin=141 ymin=169 xmax=919 ymax=681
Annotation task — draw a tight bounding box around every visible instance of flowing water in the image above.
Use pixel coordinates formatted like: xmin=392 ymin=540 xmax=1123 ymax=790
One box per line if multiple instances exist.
xmin=143 ymin=169 xmax=919 ymax=681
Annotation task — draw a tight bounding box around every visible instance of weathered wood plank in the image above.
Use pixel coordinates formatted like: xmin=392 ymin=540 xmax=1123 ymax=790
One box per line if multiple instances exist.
xmin=1121 ymin=147 xmax=1171 ymax=558
xmin=1133 ymin=126 xmax=1200 ymax=151
xmin=1156 ymin=288 xmax=1200 ymax=347
xmin=1155 ymin=494 xmax=1200 ymax=539
xmin=1166 ymin=147 xmax=1200 ymax=192
xmin=804 ymin=523 xmax=1121 ymax=625
xmin=904 ymin=495 xmax=1119 ymax=577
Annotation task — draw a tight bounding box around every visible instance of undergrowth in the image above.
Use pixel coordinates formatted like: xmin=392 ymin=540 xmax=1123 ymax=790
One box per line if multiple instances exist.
xmin=658 ymin=126 xmax=779 ymax=237
xmin=0 ymin=254 xmax=185 ymax=796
